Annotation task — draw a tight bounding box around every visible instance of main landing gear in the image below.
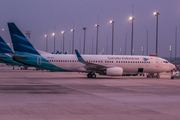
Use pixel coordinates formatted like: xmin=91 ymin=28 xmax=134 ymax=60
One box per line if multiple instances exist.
xmin=147 ymin=73 xmax=160 ymax=79
xmin=87 ymin=73 xmax=96 ymax=78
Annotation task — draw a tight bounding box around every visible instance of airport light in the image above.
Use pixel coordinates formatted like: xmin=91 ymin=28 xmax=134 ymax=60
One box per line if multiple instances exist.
xmin=129 ymin=16 xmax=135 ymax=55
xmin=95 ymin=24 xmax=99 ymax=55
xmin=62 ymin=31 xmax=65 ymax=54
xmin=142 ymin=47 xmax=144 ymax=55
xmin=154 ymin=11 xmax=160 ymax=55
xmin=110 ymin=20 xmax=114 ymax=55
xmin=170 ymin=45 xmax=172 ymax=61
xmin=120 ymin=48 xmax=122 ymax=55
xmin=52 ymin=33 xmax=55 ymax=53
xmin=83 ymin=27 xmax=86 ymax=54
xmin=71 ymin=29 xmax=75 ymax=54
xmin=45 ymin=35 xmax=48 ymax=52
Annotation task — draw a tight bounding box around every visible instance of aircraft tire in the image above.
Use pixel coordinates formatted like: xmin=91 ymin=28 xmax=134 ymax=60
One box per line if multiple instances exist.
xmin=92 ymin=74 xmax=96 ymax=79
xmin=156 ymin=75 xmax=160 ymax=79
xmin=87 ymin=73 xmax=92 ymax=78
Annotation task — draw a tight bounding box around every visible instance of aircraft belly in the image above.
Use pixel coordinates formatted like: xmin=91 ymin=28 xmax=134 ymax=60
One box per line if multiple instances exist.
xmin=54 ymin=62 xmax=85 ymax=72
xmin=121 ymin=65 xmax=137 ymax=73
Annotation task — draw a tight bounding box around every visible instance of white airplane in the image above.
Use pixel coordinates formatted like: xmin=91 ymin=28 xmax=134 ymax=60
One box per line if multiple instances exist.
xmin=8 ymin=23 xmax=175 ymax=79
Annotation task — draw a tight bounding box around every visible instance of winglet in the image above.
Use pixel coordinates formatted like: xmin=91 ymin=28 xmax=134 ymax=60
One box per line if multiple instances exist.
xmin=75 ymin=50 xmax=85 ymax=62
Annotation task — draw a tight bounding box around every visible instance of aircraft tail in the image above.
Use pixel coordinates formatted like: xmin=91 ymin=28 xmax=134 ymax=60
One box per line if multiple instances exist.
xmin=7 ymin=23 xmax=40 ymax=55
xmin=0 ymin=36 xmax=14 ymax=53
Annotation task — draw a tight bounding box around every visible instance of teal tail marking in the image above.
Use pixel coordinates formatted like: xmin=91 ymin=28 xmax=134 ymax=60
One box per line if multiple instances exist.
xmin=8 ymin=23 xmax=40 ymax=55
xmin=0 ymin=36 xmax=14 ymax=53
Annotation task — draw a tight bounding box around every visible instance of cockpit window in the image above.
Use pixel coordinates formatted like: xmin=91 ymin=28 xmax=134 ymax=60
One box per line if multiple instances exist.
xmin=163 ymin=61 xmax=168 ymax=63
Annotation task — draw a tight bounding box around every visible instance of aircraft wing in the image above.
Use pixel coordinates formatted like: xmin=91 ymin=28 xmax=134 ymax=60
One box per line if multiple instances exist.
xmin=75 ymin=50 xmax=107 ymax=70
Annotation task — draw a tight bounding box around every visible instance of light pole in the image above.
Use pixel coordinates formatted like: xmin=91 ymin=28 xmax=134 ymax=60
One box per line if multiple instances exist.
xmin=106 ymin=35 xmax=108 ymax=55
xmin=147 ymin=30 xmax=148 ymax=55
xmin=71 ymin=29 xmax=75 ymax=54
xmin=83 ymin=27 xmax=86 ymax=54
xmin=170 ymin=46 xmax=172 ymax=61
xmin=92 ymin=37 xmax=93 ymax=54
xmin=95 ymin=24 xmax=99 ymax=55
xmin=62 ymin=31 xmax=65 ymax=54
xmin=175 ymin=27 xmax=177 ymax=67
xmin=110 ymin=20 xmax=114 ymax=55
xmin=154 ymin=12 xmax=160 ymax=55
xmin=129 ymin=16 xmax=135 ymax=55
xmin=79 ymin=39 xmax=81 ymax=54
xmin=45 ymin=35 xmax=48 ymax=52
xmin=124 ymin=33 xmax=127 ymax=55
xmin=52 ymin=33 xmax=55 ymax=53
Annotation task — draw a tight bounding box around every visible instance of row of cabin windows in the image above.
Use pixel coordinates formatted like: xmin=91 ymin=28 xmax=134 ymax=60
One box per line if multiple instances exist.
xmin=48 ymin=60 xmax=78 ymax=62
xmin=87 ymin=60 xmax=103 ymax=63
xmin=48 ymin=60 xmax=150 ymax=64
xmin=48 ymin=60 xmax=104 ymax=63
xmin=116 ymin=61 xmax=150 ymax=64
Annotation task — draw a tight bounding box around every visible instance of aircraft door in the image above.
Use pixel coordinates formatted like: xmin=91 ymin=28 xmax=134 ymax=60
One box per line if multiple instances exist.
xmin=155 ymin=59 xmax=159 ymax=67
xmin=37 ymin=57 xmax=42 ymax=65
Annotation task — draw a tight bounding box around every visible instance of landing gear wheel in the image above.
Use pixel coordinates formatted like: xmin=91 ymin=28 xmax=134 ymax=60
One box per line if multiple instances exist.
xmin=87 ymin=73 xmax=96 ymax=79
xmin=156 ymin=75 xmax=160 ymax=79
xmin=91 ymin=74 xmax=96 ymax=79
xmin=147 ymin=75 xmax=150 ymax=78
xmin=87 ymin=73 xmax=92 ymax=78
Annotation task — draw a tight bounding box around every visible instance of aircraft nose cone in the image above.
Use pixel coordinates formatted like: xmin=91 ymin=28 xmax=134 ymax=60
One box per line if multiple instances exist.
xmin=170 ymin=64 xmax=175 ymax=70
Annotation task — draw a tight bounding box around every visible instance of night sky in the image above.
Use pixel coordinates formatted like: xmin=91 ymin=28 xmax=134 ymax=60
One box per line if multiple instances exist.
xmin=0 ymin=0 xmax=180 ymax=57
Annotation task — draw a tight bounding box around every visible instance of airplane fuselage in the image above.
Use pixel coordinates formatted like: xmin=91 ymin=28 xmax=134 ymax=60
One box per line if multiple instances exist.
xmin=13 ymin=52 xmax=174 ymax=75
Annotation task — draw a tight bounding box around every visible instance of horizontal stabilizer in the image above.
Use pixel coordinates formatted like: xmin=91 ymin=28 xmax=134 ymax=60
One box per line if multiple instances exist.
xmin=0 ymin=55 xmax=7 ymax=58
xmin=8 ymin=53 xmax=27 ymax=59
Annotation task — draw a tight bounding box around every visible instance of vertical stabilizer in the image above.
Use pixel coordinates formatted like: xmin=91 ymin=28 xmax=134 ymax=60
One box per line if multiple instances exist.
xmin=8 ymin=23 xmax=40 ymax=55
xmin=0 ymin=36 xmax=14 ymax=53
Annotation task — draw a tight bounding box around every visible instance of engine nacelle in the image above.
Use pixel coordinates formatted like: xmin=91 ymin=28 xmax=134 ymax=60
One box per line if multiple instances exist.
xmin=106 ymin=67 xmax=123 ymax=76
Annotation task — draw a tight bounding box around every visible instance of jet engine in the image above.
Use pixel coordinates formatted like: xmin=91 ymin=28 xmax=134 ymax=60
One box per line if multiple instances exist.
xmin=106 ymin=67 xmax=123 ymax=76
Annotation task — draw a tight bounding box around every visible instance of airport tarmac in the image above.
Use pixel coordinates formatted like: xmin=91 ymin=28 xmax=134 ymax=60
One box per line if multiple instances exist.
xmin=0 ymin=65 xmax=180 ymax=120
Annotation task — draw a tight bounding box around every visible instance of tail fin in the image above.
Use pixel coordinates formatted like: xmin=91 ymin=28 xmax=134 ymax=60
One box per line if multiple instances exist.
xmin=7 ymin=23 xmax=39 ymax=55
xmin=0 ymin=36 xmax=14 ymax=53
